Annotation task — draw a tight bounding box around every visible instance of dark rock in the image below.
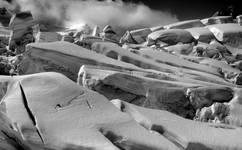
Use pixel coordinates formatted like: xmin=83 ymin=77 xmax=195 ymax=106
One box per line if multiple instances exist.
xmin=186 ymin=87 xmax=233 ymax=109
xmin=0 ymin=62 xmax=12 ymax=75
xmin=234 ymin=73 xmax=242 ymax=85
xmin=0 ymin=8 xmax=12 ymax=27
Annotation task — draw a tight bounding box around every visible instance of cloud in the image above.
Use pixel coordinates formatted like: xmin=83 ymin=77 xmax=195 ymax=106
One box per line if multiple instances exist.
xmin=4 ymin=0 xmax=178 ymax=32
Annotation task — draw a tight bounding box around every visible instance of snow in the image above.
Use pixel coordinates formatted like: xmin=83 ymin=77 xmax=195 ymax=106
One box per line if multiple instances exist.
xmin=164 ymin=19 xmax=205 ymax=29
xmin=207 ymin=23 xmax=242 ymax=48
xmin=113 ymin=100 xmax=242 ymax=150
xmin=92 ymin=42 xmax=230 ymax=83
xmin=2 ymin=72 xmax=179 ymax=150
xmin=138 ymin=47 xmax=220 ymax=75
xmin=199 ymin=58 xmax=241 ymax=74
xmin=147 ymin=29 xmax=195 ymax=45
xmin=26 ymin=41 xmax=141 ymax=71
xmin=186 ymin=27 xmax=216 ymax=43
xmin=35 ymin=32 xmax=62 ymax=43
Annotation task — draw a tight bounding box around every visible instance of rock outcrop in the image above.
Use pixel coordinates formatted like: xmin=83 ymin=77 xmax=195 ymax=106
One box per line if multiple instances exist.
xmin=0 ymin=8 xmax=12 ymax=27
xmin=120 ymin=28 xmax=152 ymax=44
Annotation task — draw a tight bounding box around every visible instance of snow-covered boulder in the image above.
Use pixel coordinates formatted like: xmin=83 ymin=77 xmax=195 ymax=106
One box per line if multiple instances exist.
xmin=78 ymin=65 xmax=199 ymax=118
xmin=78 ymin=64 xmax=236 ymax=119
xmin=207 ymin=23 xmax=242 ymax=48
xmin=164 ymin=19 xmax=205 ymax=29
xmin=186 ymin=27 xmax=216 ymax=43
xmin=138 ymin=47 xmax=220 ymax=75
xmin=92 ymin=42 xmax=226 ymax=82
xmin=120 ymin=28 xmax=152 ymax=44
xmin=147 ymin=29 xmax=196 ymax=46
xmin=78 ymin=35 xmax=118 ymax=49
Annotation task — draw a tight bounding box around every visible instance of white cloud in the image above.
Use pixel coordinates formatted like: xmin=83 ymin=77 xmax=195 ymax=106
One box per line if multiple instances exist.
xmin=13 ymin=0 xmax=178 ymax=31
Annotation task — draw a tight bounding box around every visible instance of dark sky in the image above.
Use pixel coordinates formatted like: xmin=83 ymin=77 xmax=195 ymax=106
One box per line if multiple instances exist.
xmin=125 ymin=0 xmax=242 ymax=20
xmin=4 ymin=0 xmax=242 ymax=21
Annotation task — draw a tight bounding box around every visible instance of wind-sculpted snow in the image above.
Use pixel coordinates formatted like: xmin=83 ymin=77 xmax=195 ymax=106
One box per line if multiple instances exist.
xmin=3 ymin=11 xmax=242 ymax=149
xmin=91 ymin=42 xmax=239 ymax=86
xmin=112 ymin=99 xmax=242 ymax=150
xmin=0 ymin=72 xmax=180 ymax=150
xmin=0 ymin=72 xmax=242 ymax=150
xmin=163 ymin=19 xmax=205 ymax=29
xmin=207 ymin=23 xmax=242 ymax=48
xmin=18 ymin=41 xmax=142 ymax=81
xmin=186 ymin=27 xmax=216 ymax=43
xmin=147 ymin=29 xmax=196 ymax=46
